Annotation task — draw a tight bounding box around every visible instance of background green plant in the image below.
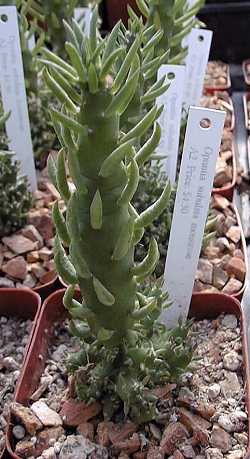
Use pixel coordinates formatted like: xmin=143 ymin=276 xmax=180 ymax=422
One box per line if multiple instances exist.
xmin=136 ymin=0 xmax=205 ymax=64
xmin=0 ymin=112 xmax=32 ymax=238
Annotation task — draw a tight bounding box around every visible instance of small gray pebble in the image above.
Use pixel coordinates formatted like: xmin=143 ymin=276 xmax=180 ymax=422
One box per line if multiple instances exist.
xmin=13 ymin=425 xmax=26 ymax=440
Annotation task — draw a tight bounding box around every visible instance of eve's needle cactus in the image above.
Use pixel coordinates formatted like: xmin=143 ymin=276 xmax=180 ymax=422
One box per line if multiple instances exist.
xmin=136 ymin=0 xmax=205 ymax=64
xmin=26 ymin=0 xmax=101 ymax=56
xmin=120 ymin=12 xmax=170 ymax=134
xmin=44 ymin=13 xmax=193 ymax=421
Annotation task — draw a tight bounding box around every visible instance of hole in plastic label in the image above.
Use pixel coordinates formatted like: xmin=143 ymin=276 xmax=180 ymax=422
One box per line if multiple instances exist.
xmin=200 ymin=118 xmax=212 ymax=129
xmin=0 ymin=14 xmax=8 ymax=22
xmin=167 ymin=71 xmax=175 ymax=80
xmin=198 ymin=34 xmax=204 ymax=42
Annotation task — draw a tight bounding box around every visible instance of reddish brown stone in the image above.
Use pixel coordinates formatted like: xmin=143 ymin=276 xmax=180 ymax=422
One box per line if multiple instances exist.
xmin=178 ymin=408 xmax=211 ymax=434
xmin=30 ymin=263 xmax=46 ymax=279
xmin=213 ymin=266 xmax=229 ymax=290
xmin=191 ymin=402 xmax=215 ymax=420
xmin=44 ymin=259 xmax=55 ymax=271
xmin=233 ymin=249 xmax=244 ymax=260
xmin=191 ymin=428 xmax=209 ymax=447
xmin=226 ymin=257 xmax=246 ymax=282
xmin=213 ymin=195 xmax=230 ymax=210
xmin=10 ymin=402 xmax=42 ymax=435
xmin=214 ymin=166 xmax=232 ymax=188
xmin=77 ymin=422 xmax=94 ymax=441
xmin=39 ymin=247 xmax=53 ymax=261
xmin=28 ymin=211 xmax=54 ymax=240
xmin=223 ymin=278 xmax=243 ymax=294
xmin=60 ymin=399 xmax=101 ymax=427
xmin=152 ymin=384 xmax=176 ymax=399
xmin=97 ymin=421 xmax=114 ymax=446
xmin=40 ymin=270 xmax=57 ymax=285
xmin=203 ymin=246 xmax=220 ymax=260
xmin=160 ymin=422 xmax=189 ymax=455
xmin=36 ymin=426 xmax=65 ymax=456
xmin=210 ymin=425 xmax=232 ymax=453
xmin=15 ymin=439 xmax=35 ymax=458
xmin=27 ymin=251 xmax=39 ymax=263
xmin=197 ymin=258 xmax=213 ymax=284
xmin=22 ymin=225 xmax=44 ymax=246
xmin=37 ymin=214 xmax=54 ymax=240
xmin=226 ymin=226 xmax=241 ymax=243
xmin=147 ymin=447 xmax=164 ymax=459
xmin=133 ymin=452 xmax=147 ymax=459
xmin=109 ymin=422 xmax=137 ymax=445
xmin=173 ymin=451 xmax=184 ymax=459
xmin=2 ymin=234 xmax=37 ymax=254
xmin=180 ymin=444 xmax=196 ymax=458
xmin=113 ymin=433 xmax=140 ymax=455
xmin=2 ymin=256 xmax=27 ymax=280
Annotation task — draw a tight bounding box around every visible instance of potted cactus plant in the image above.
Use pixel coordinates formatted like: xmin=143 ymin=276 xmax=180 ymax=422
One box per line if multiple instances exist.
xmin=5 ymin=14 xmax=250 ymax=459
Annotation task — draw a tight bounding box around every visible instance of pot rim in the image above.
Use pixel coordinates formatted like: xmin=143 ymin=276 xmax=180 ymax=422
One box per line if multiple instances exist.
xmin=204 ymin=62 xmax=231 ymax=94
xmin=243 ymin=60 xmax=250 ymax=87
xmin=243 ymin=93 xmax=250 ymax=131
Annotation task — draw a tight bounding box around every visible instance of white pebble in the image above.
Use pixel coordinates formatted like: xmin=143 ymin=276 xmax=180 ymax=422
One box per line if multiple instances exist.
xmin=208 ymin=383 xmax=221 ymax=400
xmin=223 ymin=351 xmax=241 ymax=371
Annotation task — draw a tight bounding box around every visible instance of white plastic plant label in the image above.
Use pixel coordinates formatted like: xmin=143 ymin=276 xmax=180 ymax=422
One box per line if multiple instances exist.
xmin=156 ymin=64 xmax=185 ymax=184
xmin=0 ymin=6 xmax=36 ymax=190
xmin=183 ymin=28 xmax=213 ymax=110
xmin=74 ymin=7 xmax=92 ymax=37
xmin=161 ymin=106 xmax=225 ymax=329
xmin=26 ymin=31 xmax=35 ymax=51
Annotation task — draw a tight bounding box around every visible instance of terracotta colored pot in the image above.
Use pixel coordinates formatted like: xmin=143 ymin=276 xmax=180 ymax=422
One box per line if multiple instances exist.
xmin=106 ymin=0 xmax=141 ymax=28
xmin=243 ymin=93 xmax=250 ymax=131
xmin=212 ymin=143 xmax=237 ymax=200
xmin=243 ymin=60 xmax=250 ymax=87
xmin=33 ymin=275 xmax=60 ymax=301
xmin=204 ymin=63 xmax=231 ymax=94
xmin=6 ymin=289 xmax=250 ymax=458
xmin=0 ymin=289 xmax=41 ymax=459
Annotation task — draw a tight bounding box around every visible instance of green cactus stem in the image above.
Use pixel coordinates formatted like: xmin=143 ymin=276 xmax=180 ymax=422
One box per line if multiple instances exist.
xmin=26 ymin=0 xmax=101 ymax=56
xmin=136 ymin=0 xmax=205 ymax=63
xmin=44 ymin=14 xmax=193 ymax=421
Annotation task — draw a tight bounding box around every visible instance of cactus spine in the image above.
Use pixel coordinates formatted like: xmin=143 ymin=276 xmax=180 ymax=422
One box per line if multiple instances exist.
xmin=44 ymin=13 xmax=193 ymax=420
